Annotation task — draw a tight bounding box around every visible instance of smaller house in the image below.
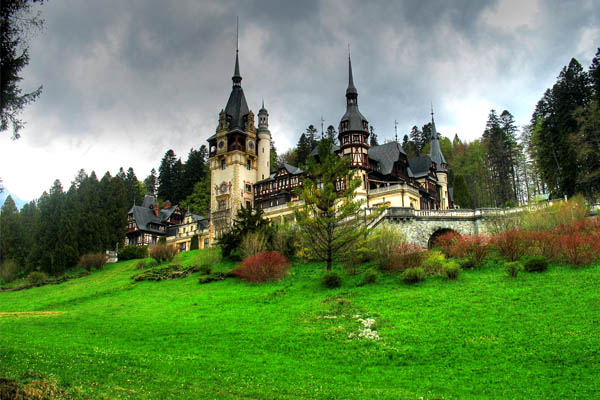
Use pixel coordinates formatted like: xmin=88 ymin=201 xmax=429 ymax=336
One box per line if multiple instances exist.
xmin=167 ymin=213 xmax=211 ymax=252
xmin=126 ymin=195 xmax=183 ymax=246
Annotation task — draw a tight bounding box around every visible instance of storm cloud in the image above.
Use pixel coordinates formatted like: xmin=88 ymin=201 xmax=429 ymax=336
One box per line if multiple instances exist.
xmin=1 ymin=0 xmax=598 ymax=200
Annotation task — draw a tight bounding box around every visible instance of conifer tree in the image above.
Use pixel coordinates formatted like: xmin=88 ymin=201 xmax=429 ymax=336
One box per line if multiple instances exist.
xmin=326 ymin=125 xmax=338 ymax=145
xmin=0 ymin=195 xmax=22 ymax=264
xmin=144 ymin=168 xmax=158 ymax=196
xmin=369 ymin=126 xmax=378 ymax=146
xmin=296 ymin=133 xmax=312 ymax=167
xmin=292 ymin=140 xmax=372 ymax=271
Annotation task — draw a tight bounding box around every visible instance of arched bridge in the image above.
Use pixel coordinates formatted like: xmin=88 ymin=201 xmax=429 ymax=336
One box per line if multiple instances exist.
xmin=368 ymin=207 xmax=524 ymax=248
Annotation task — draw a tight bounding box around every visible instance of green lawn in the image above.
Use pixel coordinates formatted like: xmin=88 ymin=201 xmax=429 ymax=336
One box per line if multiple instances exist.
xmin=1 ymin=250 xmax=599 ymax=399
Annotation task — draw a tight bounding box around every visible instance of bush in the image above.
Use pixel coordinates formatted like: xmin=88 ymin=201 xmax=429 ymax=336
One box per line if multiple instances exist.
xmin=136 ymin=260 xmax=147 ymax=269
xmin=340 ymin=234 xmax=376 ymax=275
xmin=387 ymin=242 xmax=425 ymax=272
xmin=132 ymin=264 xmax=197 ymax=281
xmin=239 ymin=231 xmax=268 ymax=260
xmin=78 ymin=252 xmax=107 ymax=271
xmin=433 ymin=231 xmax=461 ymax=257
xmin=322 ymin=271 xmax=342 ymax=288
xmin=492 ymin=229 xmax=531 ymax=262
xmin=444 ymin=261 xmax=460 ymax=280
xmin=421 ymin=250 xmax=446 ymax=275
xmin=523 ymin=256 xmax=548 ymax=272
xmin=270 ymin=223 xmax=299 ymax=259
xmin=190 ymin=234 xmax=199 ymax=250
xmin=27 ymin=271 xmax=48 ymax=286
xmin=459 ymin=257 xmax=476 ymax=270
xmin=370 ymin=225 xmax=407 ymax=270
xmin=0 ymin=260 xmax=19 ymax=283
xmin=149 ymin=244 xmax=177 ymax=263
xmin=556 ymin=231 xmax=600 ymax=266
xmin=118 ymin=245 xmax=148 ymax=261
xmin=402 ymin=267 xmax=426 ymax=284
xmin=505 ymin=261 xmax=522 ymax=278
xmin=233 ymin=251 xmax=289 ymax=283
xmin=158 ymin=236 xmax=167 ymax=245
xmin=522 ymin=195 xmax=589 ymax=232
xmin=195 ymin=248 xmax=222 ymax=271
xmin=198 ymin=271 xmax=235 ymax=284
xmin=362 ymin=268 xmax=379 ymax=285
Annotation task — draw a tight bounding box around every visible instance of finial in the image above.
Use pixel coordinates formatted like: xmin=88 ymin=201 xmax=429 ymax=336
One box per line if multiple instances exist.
xmin=262 ymin=98 xmax=264 ymax=109
xmin=430 ymin=102 xmax=435 ymax=119
xmin=321 ymin=116 xmax=324 ymax=138
xmin=394 ymin=120 xmax=398 ymax=142
xmin=236 ymin=16 xmax=239 ymax=53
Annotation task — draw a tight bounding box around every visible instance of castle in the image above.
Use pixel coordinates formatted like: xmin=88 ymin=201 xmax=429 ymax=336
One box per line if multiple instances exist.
xmin=206 ymin=49 xmax=452 ymax=239
xmin=126 ymin=48 xmax=453 ymax=250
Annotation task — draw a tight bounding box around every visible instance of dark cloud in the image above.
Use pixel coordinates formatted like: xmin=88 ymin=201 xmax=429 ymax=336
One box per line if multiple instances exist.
xmin=4 ymin=0 xmax=599 ymax=199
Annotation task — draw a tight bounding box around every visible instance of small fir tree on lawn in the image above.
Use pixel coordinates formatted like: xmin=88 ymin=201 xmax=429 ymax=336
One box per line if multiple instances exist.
xmin=190 ymin=234 xmax=199 ymax=250
xmin=292 ymin=139 xmax=377 ymax=271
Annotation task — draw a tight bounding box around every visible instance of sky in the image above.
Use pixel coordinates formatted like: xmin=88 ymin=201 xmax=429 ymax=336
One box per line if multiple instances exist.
xmin=1 ymin=0 xmax=598 ymax=202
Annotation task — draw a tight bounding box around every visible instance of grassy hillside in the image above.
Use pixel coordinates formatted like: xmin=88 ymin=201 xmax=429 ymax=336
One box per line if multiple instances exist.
xmin=1 ymin=250 xmax=599 ymax=399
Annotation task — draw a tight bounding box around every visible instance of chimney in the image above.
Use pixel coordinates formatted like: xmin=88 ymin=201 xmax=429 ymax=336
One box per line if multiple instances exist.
xmin=154 ymin=204 xmax=159 ymax=217
xmin=163 ymin=200 xmax=171 ymax=209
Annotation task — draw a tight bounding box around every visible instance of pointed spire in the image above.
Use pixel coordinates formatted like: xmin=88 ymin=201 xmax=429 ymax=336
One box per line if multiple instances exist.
xmin=429 ymin=103 xmax=447 ymax=170
xmin=346 ymin=51 xmax=357 ymax=96
xmin=430 ymin=102 xmax=438 ymax=140
xmin=232 ymin=17 xmax=242 ymax=87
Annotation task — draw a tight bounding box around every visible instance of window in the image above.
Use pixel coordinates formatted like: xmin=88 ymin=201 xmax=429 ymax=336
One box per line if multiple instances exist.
xmin=219 ymin=200 xmax=226 ymax=210
xmin=245 ymin=183 xmax=251 ymax=192
xmin=247 ymin=160 xmax=251 ymax=170
xmin=246 ymin=200 xmax=251 ymax=209
xmin=221 ymin=159 xmax=226 ymax=169
xmin=353 ymin=134 xmax=359 ymax=143
xmin=203 ymin=238 xmax=209 ymax=248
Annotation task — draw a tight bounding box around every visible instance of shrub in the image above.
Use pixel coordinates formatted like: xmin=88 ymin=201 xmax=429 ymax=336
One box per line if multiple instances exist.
xmin=522 ymin=195 xmax=588 ymax=232
xmin=505 ymin=261 xmax=522 ymax=278
xmin=132 ymin=264 xmax=197 ymax=281
xmin=452 ymin=234 xmax=490 ymax=265
xmin=444 ymin=261 xmax=460 ymax=280
xmin=322 ymin=271 xmax=342 ymax=288
xmin=270 ymin=223 xmax=299 ymax=259
xmin=198 ymin=271 xmax=235 ymax=284
xmin=555 ymin=231 xmax=600 ymax=266
xmin=158 ymin=236 xmax=167 ymax=245
xmin=118 ymin=245 xmax=148 ymax=261
xmin=0 ymin=260 xmax=19 ymax=283
xmin=402 ymin=267 xmax=426 ymax=284
xmin=459 ymin=257 xmax=476 ymax=270
xmin=149 ymin=244 xmax=177 ymax=263
xmin=492 ymin=229 xmax=530 ymax=262
xmin=27 ymin=271 xmax=48 ymax=286
xmin=421 ymin=250 xmax=446 ymax=275
xmin=433 ymin=231 xmax=461 ymax=257
xmin=190 ymin=234 xmax=199 ymax=250
xmin=136 ymin=261 xmax=147 ymax=269
xmin=370 ymin=225 xmax=407 ymax=270
xmin=78 ymin=252 xmax=107 ymax=271
xmin=388 ymin=242 xmax=425 ymax=272
xmin=523 ymin=256 xmax=548 ymax=272
xmin=233 ymin=251 xmax=289 ymax=283
xmin=195 ymin=247 xmax=222 ymax=271
xmin=340 ymin=234 xmax=377 ymax=275
xmin=239 ymin=231 xmax=269 ymax=260
xmin=362 ymin=268 xmax=379 ymax=285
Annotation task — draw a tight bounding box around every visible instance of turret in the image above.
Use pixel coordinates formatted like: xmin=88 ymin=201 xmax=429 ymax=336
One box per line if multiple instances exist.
xmin=257 ymin=100 xmax=271 ymax=181
xmin=429 ymin=107 xmax=449 ymax=209
xmin=338 ymin=54 xmax=370 ymax=169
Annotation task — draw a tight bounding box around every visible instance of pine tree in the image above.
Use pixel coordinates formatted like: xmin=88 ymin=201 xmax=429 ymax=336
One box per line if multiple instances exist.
xmin=158 ymin=149 xmax=178 ymax=202
xmin=296 ymin=133 xmax=312 ymax=167
xmin=144 ymin=168 xmax=158 ymax=196
xmin=369 ymin=126 xmax=378 ymax=146
xmin=0 ymin=195 xmax=22 ymax=264
xmin=326 ymin=125 xmax=338 ymax=145
xmin=409 ymin=126 xmax=422 ymax=155
xmin=182 ymin=146 xmax=208 ymax=200
xmin=270 ymin=140 xmax=278 ymax=172
xmin=305 ymin=125 xmax=318 ymax=149
xmin=125 ymin=167 xmax=144 ymax=207
xmin=291 ymin=140 xmax=370 ymax=271
xmin=452 ymin=174 xmax=472 ymax=209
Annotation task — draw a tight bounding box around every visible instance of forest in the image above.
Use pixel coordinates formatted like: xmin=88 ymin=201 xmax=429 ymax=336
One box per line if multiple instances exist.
xmin=1 ymin=48 xmax=598 ymax=277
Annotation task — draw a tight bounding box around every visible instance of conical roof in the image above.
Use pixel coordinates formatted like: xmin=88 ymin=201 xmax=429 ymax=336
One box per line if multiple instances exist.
xmin=429 ymin=112 xmax=447 ymax=171
xmin=224 ymin=50 xmax=249 ymax=130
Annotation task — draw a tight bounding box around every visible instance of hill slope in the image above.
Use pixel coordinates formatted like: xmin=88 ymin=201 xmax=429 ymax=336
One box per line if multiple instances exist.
xmin=1 ymin=251 xmax=599 ymax=399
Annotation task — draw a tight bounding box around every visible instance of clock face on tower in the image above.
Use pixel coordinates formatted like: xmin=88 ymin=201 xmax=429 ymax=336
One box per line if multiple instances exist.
xmin=248 ymin=140 xmax=255 ymax=150
xmin=218 ymin=140 xmax=225 ymax=149
xmin=220 ymin=183 xmax=227 ymax=193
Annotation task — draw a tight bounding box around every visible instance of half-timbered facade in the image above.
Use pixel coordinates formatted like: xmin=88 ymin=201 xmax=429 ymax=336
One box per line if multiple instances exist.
xmin=126 ymin=196 xmax=183 ymax=246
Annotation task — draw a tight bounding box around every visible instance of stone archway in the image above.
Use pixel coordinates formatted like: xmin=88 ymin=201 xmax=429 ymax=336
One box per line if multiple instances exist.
xmin=428 ymin=228 xmax=459 ymax=249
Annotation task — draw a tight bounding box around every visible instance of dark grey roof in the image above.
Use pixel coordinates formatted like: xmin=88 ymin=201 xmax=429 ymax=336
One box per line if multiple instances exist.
xmin=130 ymin=206 xmax=164 ymax=234
xmin=224 ymin=51 xmax=249 ymax=131
xmin=408 ymin=155 xmax=433 ymax=178
xmin=346 ymin=55 xmax=357 ymax=96
xmin=429 ymin=116 xmax=447 ymax=171
xmin=256 ymin=172 xmax=276 ymax=184
xmin=159 ymin=206 xmax=178 ymax=220
xmin=339 ymin=55 xmax=367 ymax=132
xmin=368 ymin=142 xmax=406 ymax=175
xmin=282 ymin=163 xmax=304 ymax=175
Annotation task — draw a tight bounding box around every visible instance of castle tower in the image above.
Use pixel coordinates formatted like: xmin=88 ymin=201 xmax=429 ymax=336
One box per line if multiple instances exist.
xmin=207 ymin=48 xmax=259 ymax=236
xmin=429 ymin=107 xmax=450 ymax=209
xmin=338 ymin=54 xmax=370 ymax=169
xmin=257 ymin=100 xmax=271 ymax=181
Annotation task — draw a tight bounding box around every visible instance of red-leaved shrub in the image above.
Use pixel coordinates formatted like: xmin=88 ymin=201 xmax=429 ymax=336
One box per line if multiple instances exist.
xmin=491 ymin=229 xmax=531 ymax=262
xmin=387 ymin=242 xmax=425 ymax=272
xmin=234 ymin=251 xmax=289 ymax=283
xmin=434 ymin=231 xmax=461 ymax=257
xmin=555 ymin=231 xmax=600 ymax=266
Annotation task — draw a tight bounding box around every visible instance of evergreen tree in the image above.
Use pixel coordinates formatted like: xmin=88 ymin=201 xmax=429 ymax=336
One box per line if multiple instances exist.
xmin=182 ymin=146 xmax=208 ymax=200
xmin=531 ymin=58 xmax=590 ymax=197
xmin=218 ymin=205 xmax=270 ymax=258
xmin=19 ymin=200 xmax=39 ymax=271
xmin=409 ymin=125 xmax=422 ymax=155
xmin=572 ymin=100 xmax=600 ymax=200
xmin=100 ymin=172 xmax=128 ymax=251
xmin=296 ymin=133 xmax=312 ymax=167
xmin=305 ymin=125 xmax=318 ymax=149
xmin=0 ymin=195 xmax=22 ymax=264
xmin=144 ymin=168 xmax=158 ymax=196
xmin=420 ymin=123 xmax=432 ymax=152
xmin=181 ymin=175 xmax=211 ymax=216
xmin=270 ymin=140 xmax=278 ymax=173
xmin=158 ymin=149 xmax=178 ymax=202
xmin=483 ymin=109 xmax=514 ymax=206
xmin=369 ymin=126 xmax=378 ymax=146
xmin=277 ymin=148 xmax=298 ymax=167
xmin=452 ymin=174 xmax=472 ymax=209
xmin=589 ymin=48 xmax=600 ymax=102
xmin=125 ymin=167 xmax=144 ymax=207
xmin=291 ymin=140 xmax=371 ymax=271
xmin=326 ymin=125 xmax=338 ymax=145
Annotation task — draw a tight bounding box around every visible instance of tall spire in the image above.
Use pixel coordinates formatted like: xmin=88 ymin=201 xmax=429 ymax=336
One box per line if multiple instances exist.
xmin=346 ymin=52 xmax=357 ymax=96
xmin=429 ymin=103 xmax=447 ymax=170
xmin=232 ymin=17 xmax=242 ymax=87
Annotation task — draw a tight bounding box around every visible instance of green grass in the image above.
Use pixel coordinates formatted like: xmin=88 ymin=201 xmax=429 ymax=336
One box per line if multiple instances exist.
xmin=1 ymin=250 xmax=599 ymax=399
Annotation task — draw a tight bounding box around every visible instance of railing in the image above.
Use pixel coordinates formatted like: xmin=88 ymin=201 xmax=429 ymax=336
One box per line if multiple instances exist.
xmin=369 ymin=184 xmax=403 ymax=195
xmin=368 ymin=205 xmax=532 ymax=225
